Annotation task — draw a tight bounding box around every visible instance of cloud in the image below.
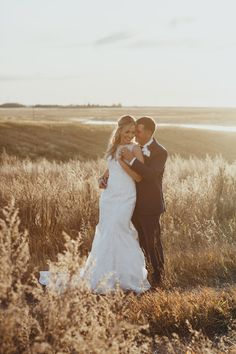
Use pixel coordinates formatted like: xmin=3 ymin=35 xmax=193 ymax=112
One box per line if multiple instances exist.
xmin=93 ymin=31 xmax=134 ymax=46
xmin=127 ymin=38 xmax=200 ymax=49
xmin=169 ymin=16 xmax=196 ymax=27
xmin=48 ymin=30 xmax=236 ymax=52
xmin=125 ymin=37 xmax=236 ymax=50
xmin=58 ymin=31 xmax=136 ymax=48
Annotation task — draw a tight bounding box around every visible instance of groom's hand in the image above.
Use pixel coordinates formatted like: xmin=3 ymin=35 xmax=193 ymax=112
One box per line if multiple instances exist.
xmin=120 ymin=148 xmax=134 ymax=162
xmin=98 ymin=176 xmax=108 ymax=189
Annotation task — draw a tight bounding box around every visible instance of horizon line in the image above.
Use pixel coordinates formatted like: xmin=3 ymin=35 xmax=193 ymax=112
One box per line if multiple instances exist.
xmin=0 ymin=103 xmax=236 ymax=109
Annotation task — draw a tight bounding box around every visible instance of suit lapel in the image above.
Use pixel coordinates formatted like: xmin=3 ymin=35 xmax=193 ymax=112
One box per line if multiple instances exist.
xmin=144 ymin=139 xmax=156 ymax=164
xmin=143 ymin=154 xmax=149 ymax=164
xmin=149 ymin=139 xmax=156 ymax=154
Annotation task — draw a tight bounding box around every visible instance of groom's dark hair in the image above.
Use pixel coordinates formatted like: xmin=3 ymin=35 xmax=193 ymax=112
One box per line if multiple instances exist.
xmin=136 ymin=116 xmax=156 ymax=134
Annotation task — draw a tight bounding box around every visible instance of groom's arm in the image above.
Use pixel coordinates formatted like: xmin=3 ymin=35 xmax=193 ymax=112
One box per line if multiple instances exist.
xmin=130 ymin=150 xmax=167 ymax=181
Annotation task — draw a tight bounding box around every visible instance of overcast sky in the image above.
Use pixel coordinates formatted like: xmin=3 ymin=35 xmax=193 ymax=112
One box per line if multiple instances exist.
xmin=0 ymin=0 xmax=236 ymax=106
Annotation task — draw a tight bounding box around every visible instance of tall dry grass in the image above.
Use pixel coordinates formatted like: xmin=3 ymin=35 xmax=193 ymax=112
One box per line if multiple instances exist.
xmin=0 ymin=201 xmax=152 ymax=353
xmin=0 ymin=152 xmax=235 ymax=287
xmin=0 ymin=152 xmax=236 ymax=353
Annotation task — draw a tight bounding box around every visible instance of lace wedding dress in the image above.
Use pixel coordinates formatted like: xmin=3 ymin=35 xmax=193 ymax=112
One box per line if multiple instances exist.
xmin=39 ymin=143 xmax=151 ymax=294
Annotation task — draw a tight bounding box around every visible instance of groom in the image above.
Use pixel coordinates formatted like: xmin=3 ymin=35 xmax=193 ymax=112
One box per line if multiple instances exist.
xmin=121 ymin=116 xmax=168 ymax=287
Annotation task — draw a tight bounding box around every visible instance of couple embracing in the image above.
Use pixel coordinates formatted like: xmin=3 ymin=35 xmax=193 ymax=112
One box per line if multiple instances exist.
xmin=80 ymin=115 xmax=168 ymax=294
xmin=39 ymin=115 xmax=167 ymax=294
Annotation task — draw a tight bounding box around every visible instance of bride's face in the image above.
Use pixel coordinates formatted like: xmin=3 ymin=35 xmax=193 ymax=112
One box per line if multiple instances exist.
xmin=120 ymin=123 xmax=136 ymax=144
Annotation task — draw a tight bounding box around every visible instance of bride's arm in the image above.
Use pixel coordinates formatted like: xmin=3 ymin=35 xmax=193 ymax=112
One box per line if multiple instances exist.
xmin=118 ymin=146 xmax=143 ymax=182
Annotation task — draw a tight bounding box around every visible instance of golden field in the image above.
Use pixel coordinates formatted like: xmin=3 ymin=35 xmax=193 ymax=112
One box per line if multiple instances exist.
xmin=1 ymin=106 xmax=236 ymax=124
xmin=0 ymin=107 xmax=236 ymax=353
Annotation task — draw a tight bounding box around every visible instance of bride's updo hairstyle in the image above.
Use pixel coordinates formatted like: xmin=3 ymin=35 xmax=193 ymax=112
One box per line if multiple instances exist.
xmin=106 ymin=115 xmax=136 ymax=159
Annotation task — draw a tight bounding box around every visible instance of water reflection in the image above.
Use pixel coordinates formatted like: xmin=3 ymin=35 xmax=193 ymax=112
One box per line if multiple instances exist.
xmin=70 ymin=118 xmax=236 ymax=132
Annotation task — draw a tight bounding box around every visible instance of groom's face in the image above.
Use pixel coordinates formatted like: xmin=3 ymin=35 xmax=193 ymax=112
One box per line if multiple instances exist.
xmin=135 ymin=124 xmax=152 ymax=146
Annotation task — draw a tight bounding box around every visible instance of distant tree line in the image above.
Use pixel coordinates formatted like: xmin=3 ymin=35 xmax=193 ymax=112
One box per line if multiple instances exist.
xmin=0 ymin=103 xmax=26 ymax=108
xmin=0 ymin=102 xmax=122 ymax=108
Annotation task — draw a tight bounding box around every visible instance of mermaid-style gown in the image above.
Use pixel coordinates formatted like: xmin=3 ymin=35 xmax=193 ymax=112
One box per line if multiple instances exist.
xmin=39 ymin=143 xmax=150 ymax=294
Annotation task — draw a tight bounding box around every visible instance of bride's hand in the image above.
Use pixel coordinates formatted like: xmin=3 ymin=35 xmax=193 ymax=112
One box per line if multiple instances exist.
xmin=98 ymin=176 xmax=107 ymax=189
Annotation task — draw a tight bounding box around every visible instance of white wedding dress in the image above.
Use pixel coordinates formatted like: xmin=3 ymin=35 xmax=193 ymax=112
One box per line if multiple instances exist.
xmin=39 ymin=143 xmax=151 ymax=294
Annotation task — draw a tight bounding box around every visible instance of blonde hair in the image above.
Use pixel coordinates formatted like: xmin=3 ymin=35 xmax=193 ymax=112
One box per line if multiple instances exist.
xmin=106 ymin=115 xmax=136 ymax=159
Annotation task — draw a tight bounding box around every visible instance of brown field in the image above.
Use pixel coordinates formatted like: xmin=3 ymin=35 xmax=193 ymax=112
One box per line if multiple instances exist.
xmin=0 ymin=107 xmax=236 ymax=162
xmin=0 ymin=107 xmax=236 ymax=353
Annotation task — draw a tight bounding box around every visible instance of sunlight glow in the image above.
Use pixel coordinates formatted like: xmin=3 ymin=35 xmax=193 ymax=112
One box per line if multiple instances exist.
xmin=0 ymin=0 xmax=236 ymax=106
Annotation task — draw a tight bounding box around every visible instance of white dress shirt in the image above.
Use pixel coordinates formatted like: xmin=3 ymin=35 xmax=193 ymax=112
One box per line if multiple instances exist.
xmin=129 ymin=137 xmax=154 ymax=166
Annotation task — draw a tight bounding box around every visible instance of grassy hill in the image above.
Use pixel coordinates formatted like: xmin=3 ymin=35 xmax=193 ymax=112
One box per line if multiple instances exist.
xmin=0 ymin=120 xmax=236 ymax=162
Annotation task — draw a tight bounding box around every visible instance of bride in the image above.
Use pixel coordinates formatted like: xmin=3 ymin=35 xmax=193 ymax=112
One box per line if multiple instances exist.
xmin=39 ymin=115 xmax=151 ymax=294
